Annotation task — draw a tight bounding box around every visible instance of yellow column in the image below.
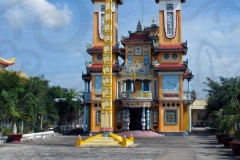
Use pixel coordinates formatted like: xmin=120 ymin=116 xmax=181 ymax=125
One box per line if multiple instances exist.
xmin=158 ymin=104 xmax=162 ymax=132
xmin=180 ymin=103 xmax=184 ymax=131
xmin=101 ymin=0 xmax=113 ymax=135
xmin=158 ymin=75 xmax=162 ymax=99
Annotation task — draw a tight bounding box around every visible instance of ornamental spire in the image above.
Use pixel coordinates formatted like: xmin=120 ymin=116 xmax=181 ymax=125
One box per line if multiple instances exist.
xmin=136 ymin=21 xmax=142 ymax=32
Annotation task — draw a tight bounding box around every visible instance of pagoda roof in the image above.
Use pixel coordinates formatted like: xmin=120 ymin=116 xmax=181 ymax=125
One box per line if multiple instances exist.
xmin=91 ymin=0 xmax=123 ymax=5
xmin=82 ymin=72 xmax=92 ymax=81
xmin=86 ymin=45 xmax=120 ymax=54
xmin=121 ymin=33 xmax=153 ymax=44
xmin=87 ymin=64 xmax=122 ymax=72
xmin=154 ymin=63 xmax=187 ymax=71
xmin=183 ymin=70 xmax=194 ymax=80
xmin=155 ymin=0 xmax=186 ymax=3
xmin=0 ymin=57 xmax=15 ymax=66
xmin=154 ymin=44 xmax=187 ymax=55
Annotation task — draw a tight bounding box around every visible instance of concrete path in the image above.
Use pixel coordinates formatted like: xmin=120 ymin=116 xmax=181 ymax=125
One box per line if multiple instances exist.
xmin=0 ymin=128 xmax=239 ymax=160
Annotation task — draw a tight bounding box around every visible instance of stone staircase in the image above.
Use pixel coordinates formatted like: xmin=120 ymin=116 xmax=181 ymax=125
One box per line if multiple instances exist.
xmin=117 ymin=131 xmax=165 ymax=138
xmin=81 ymin=137 xmax=122 ymax=147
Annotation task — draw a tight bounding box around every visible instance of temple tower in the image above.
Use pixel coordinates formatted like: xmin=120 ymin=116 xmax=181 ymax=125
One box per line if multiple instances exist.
xmin=156 ymin=0 xmax=185 ymax=44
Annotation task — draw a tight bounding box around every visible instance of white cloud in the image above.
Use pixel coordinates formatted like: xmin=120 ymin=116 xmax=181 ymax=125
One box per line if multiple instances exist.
xmin=1 ymin=0 xmax=72 ymax=29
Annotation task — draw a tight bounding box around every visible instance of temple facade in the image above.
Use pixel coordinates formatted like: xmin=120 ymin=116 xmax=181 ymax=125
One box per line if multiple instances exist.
xmin=82 ymin=0 xmax=195 ymax=134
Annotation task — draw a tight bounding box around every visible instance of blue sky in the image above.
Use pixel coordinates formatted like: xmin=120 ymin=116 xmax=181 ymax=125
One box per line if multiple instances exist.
xmin=0 ymin=0 xmax=240 ymax=98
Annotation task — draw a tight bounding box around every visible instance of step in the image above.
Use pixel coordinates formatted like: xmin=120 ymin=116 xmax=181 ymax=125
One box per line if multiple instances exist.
xmin=92 ymin=137 xmax=117 ymax=141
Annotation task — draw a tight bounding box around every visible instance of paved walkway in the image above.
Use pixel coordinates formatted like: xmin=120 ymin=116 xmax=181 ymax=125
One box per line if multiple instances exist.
xmin=0 ymin=128 xmax=239 ymax=160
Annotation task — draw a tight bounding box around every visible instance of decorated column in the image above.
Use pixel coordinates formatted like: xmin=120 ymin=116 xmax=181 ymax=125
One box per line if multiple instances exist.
xmin=146 ymin=107 xmax=150 ymax=130
xmin=141 ymin=107 xmax=146 ymax=131
xmin=126 ymin=108 xmax=130 ymax=131
xmin=123 ymin=107 xmax=130 ymax=131
xmin=101 ymin=0 xmax=113 ymax=136
xmin=124 ymin=81 xmax=126 ymax=91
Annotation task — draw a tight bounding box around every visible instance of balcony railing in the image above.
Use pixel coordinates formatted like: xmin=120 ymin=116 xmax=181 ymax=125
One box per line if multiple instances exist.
xmin=83 ymin=92 xmax=91 ymax=100
xmin=121 ymin=91 xmax=152 ymax=99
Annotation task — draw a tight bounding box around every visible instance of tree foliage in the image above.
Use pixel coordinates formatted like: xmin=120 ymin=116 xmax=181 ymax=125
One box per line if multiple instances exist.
xmin=204 ymin=76 xmax=240 ymax=136
xmin=0 ymin=70 xmax=82 ymax=133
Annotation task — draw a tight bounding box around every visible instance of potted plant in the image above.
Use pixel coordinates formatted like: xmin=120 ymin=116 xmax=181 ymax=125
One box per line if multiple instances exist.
xmin=209 ymin=108 xmax=228 ymax=143
xmin=229 ymin=128 xmax=240 ymax=156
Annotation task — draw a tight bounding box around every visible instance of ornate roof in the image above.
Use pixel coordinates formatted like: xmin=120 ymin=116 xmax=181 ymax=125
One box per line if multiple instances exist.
xmin=91 ymin=0 xmax=123 ymax=5
xmin=155 ymin=0 xmax=186 ymax=3
xmin=0 ymin=57 xmax=15 ymax=66
xmin=183 ymin=69 xmax=194 ymax=80
xmin=86 ymin=45 xmax=120 ymax=54
xmin=121 ymin=21 xmax=159 ymax=45
xmin=82 ymin=72 xmax=92 ymax=81
xmin=153 ymin=63 xmax=187 ymax=71
xmin=87 ymin=64 xmax=122 ymax=72
xmin=154 ymin=44 xmax=187 ymax=55
xmin=121 ymin=33 xmax=152 ymax=44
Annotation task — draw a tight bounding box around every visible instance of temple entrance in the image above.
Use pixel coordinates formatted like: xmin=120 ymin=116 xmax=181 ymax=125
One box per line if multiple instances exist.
xmin=129 ymin=108 xmax=142 ymax=130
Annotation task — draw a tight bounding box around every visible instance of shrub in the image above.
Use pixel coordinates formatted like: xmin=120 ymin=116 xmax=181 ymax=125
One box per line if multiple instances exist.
xmin=0 ymin=126 xmax=2 ymax=132
xmin=23 ymin=127 xmax=31 ymax=134
xmin=2 ymin=128 xmax=12 ymax=136
xmin=35 ymin=127 xmax=42 ymax=133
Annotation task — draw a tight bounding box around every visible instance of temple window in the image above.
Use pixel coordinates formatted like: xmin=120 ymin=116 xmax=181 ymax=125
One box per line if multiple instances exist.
xmin=94 ymin=75 xmax=102 ymax=92
xmin=96 ymin=110 xmax=101 ymax=124
xmin=127 ymin=81 xmax=132 ymax=91
xmin=167 ymin=4 xmax=173 ymax=10
xmin=143 ymin=81 xmax=150 ymax=91
xmin=128 ymin=55 xmax=132 ymax=64
xmin=162 ymin=75 xmax=179 ymax=91
xmin=167 ymin=12 xmax=173 ymax=37
xmin=144 ymin=55 xmax=149 ymax=65
xmin=164 ymin=53 xmax=169 ymax=59
xmin=172 ymin=53 xmax=178 ymax=59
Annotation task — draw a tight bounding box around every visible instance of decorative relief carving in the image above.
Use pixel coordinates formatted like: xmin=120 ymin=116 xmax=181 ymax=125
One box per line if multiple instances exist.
xmin=122 ymin=101 xmax=151 ymax=107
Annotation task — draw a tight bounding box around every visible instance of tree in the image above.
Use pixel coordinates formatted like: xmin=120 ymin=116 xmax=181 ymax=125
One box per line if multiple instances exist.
xmin=204 ymin=76 xmax=240 ymax=114
xmin=0 ymin=70 xmax=26 ymax=133
xmin=56 ymin=88 xmax=83 ymax=129
xmin=204 ymin=76 xmax=240 ymax=135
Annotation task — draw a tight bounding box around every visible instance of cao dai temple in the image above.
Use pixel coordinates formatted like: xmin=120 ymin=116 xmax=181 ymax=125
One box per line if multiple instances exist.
xmin=82 ymin=0 xmax=195 ymax=135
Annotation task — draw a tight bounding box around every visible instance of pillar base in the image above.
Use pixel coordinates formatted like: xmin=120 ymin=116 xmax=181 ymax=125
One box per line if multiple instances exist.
xmin=101 ymin=131 xmax=112 ymax=137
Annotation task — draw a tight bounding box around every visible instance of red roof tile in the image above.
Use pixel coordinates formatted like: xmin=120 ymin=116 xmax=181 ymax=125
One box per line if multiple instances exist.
xmin=155 ymin=44 xmax=186 ymax=50
xmin=183 ymin=70 xmax=194 ymax=79
xmin=87 ymin=45 xmax=119 ymax=52
xmin=154 ymin=63 xmax=187 ymax=70
xmin=121 ymin=33 xmax=152 ymax=43
xmin=155 ymin=0 xmax=185 ymax=3
xmin=91 ymin=0 xmax=123 ymax=5
xmin=87 ymin=64 xmax=121 ymax=70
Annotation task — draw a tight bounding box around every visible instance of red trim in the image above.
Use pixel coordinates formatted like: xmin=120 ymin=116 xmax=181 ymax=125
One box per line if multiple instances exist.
xmin=183 ymin=70 xmax=194 ymax=78
xmin=121 ymin=33 xmax=152 ymax=43
xmin=154 ymin=63 xmax=187 ymax=70
xmin=88 ymin=64 xmax=121 ymax=69
xmin=155 ymin=44 xmax=186 ymax=50
xmin=87 ymin=45 xmax=119 ymax=52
